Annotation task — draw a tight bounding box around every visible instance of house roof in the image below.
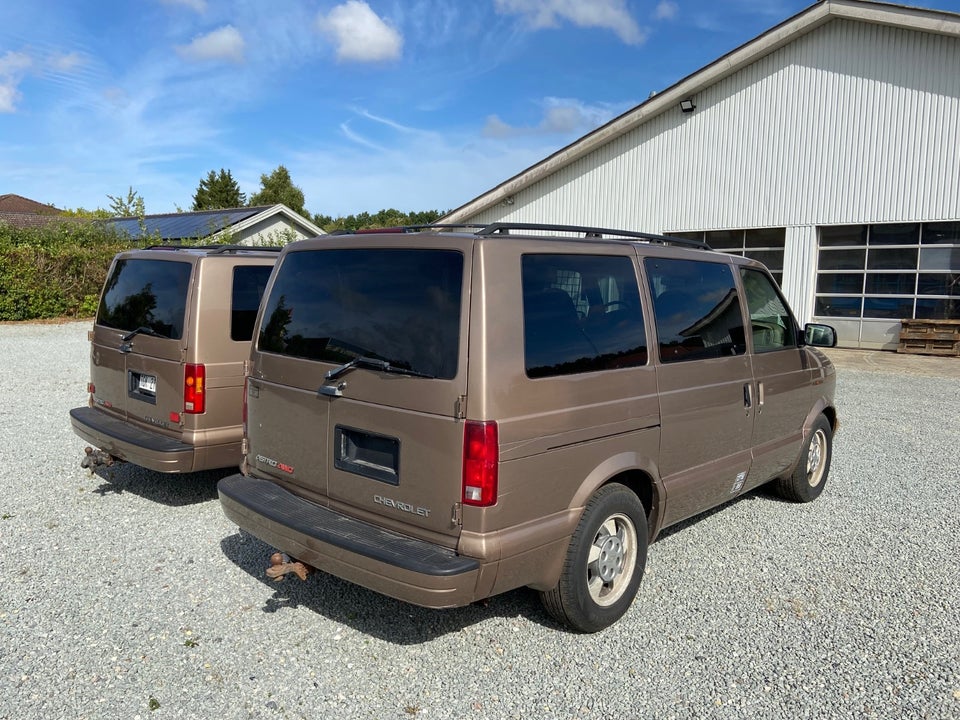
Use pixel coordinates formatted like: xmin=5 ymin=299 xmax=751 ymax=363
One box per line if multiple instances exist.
xmin=0 ymin=194 xmax=72 ymax=228
xmin=105 ymin=206 xmax=272 ymax=240
xmin=0 ymin=211 xmax=76 ymax=229
xmin=103 ymin=204 xmax=324 ymax=241
xmin=442 ymin=0 xmax=960 ymax=223
xmin=0 ymin=194 xmax=61 ymax=214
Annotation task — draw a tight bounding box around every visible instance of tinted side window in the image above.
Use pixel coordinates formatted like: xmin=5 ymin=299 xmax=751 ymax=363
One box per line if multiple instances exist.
xmin=231 ymin=265 xmax=273 ymax=341
xmin=645 ymin=258 xmax=746 ymax=363
xmin=258 ymin=249 xmax=463 ymax=379
xmin=97 ymin=259 xmax=192 ymax=340
xmin=740 ymin=268 xmax=797 ymax=352
xmin=523 ymin=254 xmax=646 ymax=378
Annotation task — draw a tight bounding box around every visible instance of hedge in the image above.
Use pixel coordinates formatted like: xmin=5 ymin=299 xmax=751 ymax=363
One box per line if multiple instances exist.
xmin=0 ymin=221 xmax=129 ymax=321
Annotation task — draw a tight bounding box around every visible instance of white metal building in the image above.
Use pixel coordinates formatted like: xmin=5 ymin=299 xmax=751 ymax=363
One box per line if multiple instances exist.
xmin=443 ymin=0 xmax=960 ymax=349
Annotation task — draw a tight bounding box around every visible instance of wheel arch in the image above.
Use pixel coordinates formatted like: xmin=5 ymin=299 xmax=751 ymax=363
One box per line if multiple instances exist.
xmin=569 ymin=452 xmax=664 ymax=543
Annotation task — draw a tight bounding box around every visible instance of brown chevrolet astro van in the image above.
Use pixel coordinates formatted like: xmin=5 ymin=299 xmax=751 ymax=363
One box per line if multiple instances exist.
xmin=70 ymin=245 xmax=279 ymax=474
xmin=217 ymin=224 xmax=838 ymax=632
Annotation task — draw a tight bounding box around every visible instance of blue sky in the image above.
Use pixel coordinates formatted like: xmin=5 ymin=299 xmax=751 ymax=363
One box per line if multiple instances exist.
xmin=2 ymin=0 xmax=959 ymax=218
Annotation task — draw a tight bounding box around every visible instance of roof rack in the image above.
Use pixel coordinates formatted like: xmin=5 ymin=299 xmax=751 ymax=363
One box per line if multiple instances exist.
xmin=476 ymin=222 xmax=712 ymax=251
xmin=330 ymin=224 xmax=488 ymax=235
xmin=142 ymin=244 xmax=283 ymax=253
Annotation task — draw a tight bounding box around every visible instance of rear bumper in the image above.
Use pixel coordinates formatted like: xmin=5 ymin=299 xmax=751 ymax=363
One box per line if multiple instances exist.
xmin=218 ymin=473 xmax=482 ymax=608
xmin=70 ymin=406 xmax=198 ymax=473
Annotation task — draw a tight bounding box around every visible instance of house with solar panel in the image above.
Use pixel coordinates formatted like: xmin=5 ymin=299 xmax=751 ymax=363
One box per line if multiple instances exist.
xmin=104 ymin=204 xmax=325 ymax=246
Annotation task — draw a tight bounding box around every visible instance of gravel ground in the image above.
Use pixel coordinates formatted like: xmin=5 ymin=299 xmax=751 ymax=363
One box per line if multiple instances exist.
xmin=1 ymin=320 xmax=959 ymax=720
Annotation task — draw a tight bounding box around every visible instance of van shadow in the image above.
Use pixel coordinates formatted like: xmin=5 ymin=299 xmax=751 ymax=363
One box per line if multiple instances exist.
xmin=219 ymin=531 xmax=563 ymax=643
xmin=86 ymin=462 xmax=230 ymax=507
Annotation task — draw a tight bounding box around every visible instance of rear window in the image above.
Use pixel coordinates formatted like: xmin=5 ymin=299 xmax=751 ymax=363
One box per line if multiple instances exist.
xmin=97 ymin=259 xmax=192 ymax=340
xmin=231 ymin=265 xmax=274 ymax=341
xmin=258 ymin=248 xmax=464 ymax=379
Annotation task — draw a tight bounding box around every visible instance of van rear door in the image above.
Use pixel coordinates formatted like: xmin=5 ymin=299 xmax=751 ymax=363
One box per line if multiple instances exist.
xmin=93 ymin=255 xmax=193 ymax=434
xmin=248 ymin=239 xmax=470 ymax=545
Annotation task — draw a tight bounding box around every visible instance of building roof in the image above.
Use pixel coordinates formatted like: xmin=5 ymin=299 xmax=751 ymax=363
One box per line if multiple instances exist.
xmin=0 ymin=194 xmax=61 ymax=214
xmin=103 ymin=204 xmax=324 ymax=241
xmin=105 ymin=206 xmax=272 ymax=240
xmin=0 ymin=211 xmax=76 ymax=229
xmin=442 ymin=0 xmax=960 ymax=223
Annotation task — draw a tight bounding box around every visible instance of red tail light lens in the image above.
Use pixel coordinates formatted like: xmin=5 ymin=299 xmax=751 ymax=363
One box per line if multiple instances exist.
xmin=184 ymin=363 xmax=205 ymax=414
xmin=462 ymin=420 xmax=498 ymax=507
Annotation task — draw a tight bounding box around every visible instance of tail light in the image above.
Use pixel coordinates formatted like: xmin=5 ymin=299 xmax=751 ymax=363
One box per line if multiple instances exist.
xmin=462 ymin=420 xmax=498 ymax=507
xmin=87 ymin=383 xmax=95 ymax=395
xmin=184 ymin=363 xmax=205 ymax=414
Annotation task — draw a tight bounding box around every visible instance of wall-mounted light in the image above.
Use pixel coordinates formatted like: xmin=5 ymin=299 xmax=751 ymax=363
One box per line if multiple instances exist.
xmin=503 ymin=195 xmax=515 ymax=206
xmin=679 ymin=99 xmax=696 ymax=113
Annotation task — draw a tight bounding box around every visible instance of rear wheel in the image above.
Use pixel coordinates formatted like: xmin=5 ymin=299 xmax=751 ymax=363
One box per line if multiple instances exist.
xmin=540 ymin=483 xmax=647 ymax=633
xmin=773 ymin=414 xmax=833 ymax=503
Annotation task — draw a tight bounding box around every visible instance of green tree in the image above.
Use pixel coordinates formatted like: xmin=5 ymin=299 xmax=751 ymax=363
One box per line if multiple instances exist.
xmin=106 ymin=187 xmax=145 ymax=218
xmin=61 ymin=207 xmax=112 ymax=219
xmin=192 ymin=168 xmax=246 ymax=210
xmin=248 ymin=165 xmax=306 ymax=216
xmin=314 ymin=208 xmax=446 ymax=233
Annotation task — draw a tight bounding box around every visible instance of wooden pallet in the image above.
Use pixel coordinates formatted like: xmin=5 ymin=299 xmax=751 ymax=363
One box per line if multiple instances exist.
xmin=898 ymin=319 xmax=960 ymax=356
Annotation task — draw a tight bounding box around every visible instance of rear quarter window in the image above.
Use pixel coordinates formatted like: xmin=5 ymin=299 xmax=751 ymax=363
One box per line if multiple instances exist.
xmin=258 ymin=248 xmax=463 ymax=379
xmin=97 ymin=258 xmax=192 ymax=340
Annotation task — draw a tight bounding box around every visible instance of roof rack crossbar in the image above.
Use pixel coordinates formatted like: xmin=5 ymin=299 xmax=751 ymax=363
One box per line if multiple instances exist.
xmin=476 ymin=222 xmax=712 ymax=251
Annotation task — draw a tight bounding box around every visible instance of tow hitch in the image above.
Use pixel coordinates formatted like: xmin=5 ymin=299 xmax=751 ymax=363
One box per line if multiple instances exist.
xmin=81 ymin=446 xmax=117 ymax=471
xmin=266 ymin=552 xmax=311 ymax=582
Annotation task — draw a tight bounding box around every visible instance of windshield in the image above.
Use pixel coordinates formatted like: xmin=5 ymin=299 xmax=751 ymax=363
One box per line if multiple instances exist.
xmin=97 ymin=258 xmax=192 ymax=340
xmin=258 ymin=248 xmax=464 ymax=379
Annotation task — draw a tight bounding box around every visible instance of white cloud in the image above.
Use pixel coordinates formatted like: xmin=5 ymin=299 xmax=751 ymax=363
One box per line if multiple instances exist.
xmin=318 ymin=1 xmax=403 ymax=63
xmin=482 ymin=97 xmax=626 ymax=138
xmin=654 ymin=1 xmax=679 ymax=21
xmin=176 ymin=25 xmax=245 ymax=63
xmin=48 ymin=52 xmax=85 ymax=73
xmin=160 ymin=0 xmax=208 ymax=12
xmin=493 ymin=0 xmax=646 ymax=45
xmin=0 ymin=51 xmax=32 ymax=113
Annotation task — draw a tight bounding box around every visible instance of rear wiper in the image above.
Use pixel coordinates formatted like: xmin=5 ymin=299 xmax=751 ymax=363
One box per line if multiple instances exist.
xmin=325 ymin=356 xmax=435 ymax=381
xmin=121 ymin=326 xmax=161 ymax=342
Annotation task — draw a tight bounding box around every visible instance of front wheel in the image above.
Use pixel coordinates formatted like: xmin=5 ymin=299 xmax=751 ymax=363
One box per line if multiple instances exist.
xmin=773 ymin=414 xmax=833 ymax=503
xmin=540 ymin=483 xmax=648 ymax=633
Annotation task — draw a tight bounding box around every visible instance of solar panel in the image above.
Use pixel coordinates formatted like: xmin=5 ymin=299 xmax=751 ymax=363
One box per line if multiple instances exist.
xmin=105 ymin=207 xmax=270 ymax=241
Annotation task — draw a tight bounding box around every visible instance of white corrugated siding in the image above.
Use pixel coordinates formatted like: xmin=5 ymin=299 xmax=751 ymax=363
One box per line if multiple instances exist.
xmin=468 ymin=18 xmax=960 ymax=232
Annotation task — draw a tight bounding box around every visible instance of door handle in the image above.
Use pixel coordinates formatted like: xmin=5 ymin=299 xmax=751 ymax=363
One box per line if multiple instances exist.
xmin=757 ymin=381 xmax=765 ymax=414
xmin=743 ymin=382 xmax=753 ymax=409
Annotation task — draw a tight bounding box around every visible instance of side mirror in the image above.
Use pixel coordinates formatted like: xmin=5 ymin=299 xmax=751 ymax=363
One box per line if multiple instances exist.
xmin=803 ymin=323 xmax=837 ymax=348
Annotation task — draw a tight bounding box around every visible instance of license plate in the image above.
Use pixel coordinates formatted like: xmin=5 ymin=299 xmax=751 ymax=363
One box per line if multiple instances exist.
xmin=138 ymin=374 xmax=157 ymax=394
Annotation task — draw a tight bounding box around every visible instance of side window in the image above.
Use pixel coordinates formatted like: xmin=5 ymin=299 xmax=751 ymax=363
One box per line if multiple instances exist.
xmin=522 ymin=254 xmax=647 ymax=378
xmin=231 ymin=265 xmax=274 ymax=341
xmin=645 ymin=258 xmax=746 ymax=363
xmin=740 ymin=268 xmax=797 ymax=352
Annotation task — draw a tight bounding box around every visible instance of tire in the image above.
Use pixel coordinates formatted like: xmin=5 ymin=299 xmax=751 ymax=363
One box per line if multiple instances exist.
xmin=773 ymin=414 xmax=833 ymax=503
xmin=540 ymin=483 xmax=648 ymax=633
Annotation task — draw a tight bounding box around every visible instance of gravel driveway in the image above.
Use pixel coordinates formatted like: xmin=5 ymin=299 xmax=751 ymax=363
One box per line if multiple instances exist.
xmin=1 ymin=321 xmax=958 ymax=720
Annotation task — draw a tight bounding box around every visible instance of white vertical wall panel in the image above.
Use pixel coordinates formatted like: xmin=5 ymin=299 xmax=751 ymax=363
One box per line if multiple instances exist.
xmin=469 ymin=18 xmax=960 ymax=233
